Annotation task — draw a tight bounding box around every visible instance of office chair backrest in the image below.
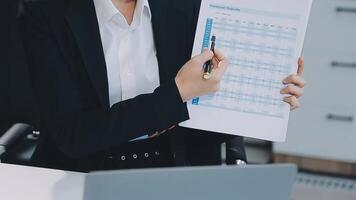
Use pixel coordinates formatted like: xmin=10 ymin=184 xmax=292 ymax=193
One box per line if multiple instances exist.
xmin=0 ymin=123 xmax=33 ymax=156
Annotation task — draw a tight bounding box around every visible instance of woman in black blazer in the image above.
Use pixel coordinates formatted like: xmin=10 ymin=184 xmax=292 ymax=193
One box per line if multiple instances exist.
xmin=20 ymin=0 xmax=305 ymax=172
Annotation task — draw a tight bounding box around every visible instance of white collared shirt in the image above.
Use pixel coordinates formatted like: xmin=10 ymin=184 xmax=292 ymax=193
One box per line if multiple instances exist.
xmin=93 ymin=0 xmax=160 ymax=107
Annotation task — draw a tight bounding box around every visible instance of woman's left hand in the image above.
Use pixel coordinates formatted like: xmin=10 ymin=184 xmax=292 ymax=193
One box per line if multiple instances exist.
xmin=281 ymin=58 xmax=306 ymax=111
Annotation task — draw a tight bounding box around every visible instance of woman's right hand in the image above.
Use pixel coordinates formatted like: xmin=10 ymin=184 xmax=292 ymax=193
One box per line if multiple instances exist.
xmin=175 ymin=49 xmax=229 ymax=102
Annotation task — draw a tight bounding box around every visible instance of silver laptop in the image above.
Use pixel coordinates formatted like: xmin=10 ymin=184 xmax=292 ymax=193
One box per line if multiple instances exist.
xmin=84 ymin=164 xmax=297 ymax=200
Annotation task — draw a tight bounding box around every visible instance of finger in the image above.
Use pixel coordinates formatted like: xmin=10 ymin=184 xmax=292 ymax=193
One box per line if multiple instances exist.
xmin=283 ymin=96 xmax=300 ymax=111
xmin=193 ymin=49 xmax=214 ymax=64
xmin=212 ymin=49 xmax=227 ymax=69
xmin=283 ymin=74 xmax=306 ymax=88
xmin=218 ymin=58 xmax=229 ymax=73
xmin=215 ymin=49 xmax=229 ymax=69
xmin=213 ymin=58 xmax=229 ymax=79
xmin=280 ymin=85 xmax=303 ymax=98
xmin=297 ymin=57 xmax=304 ymax=76
xmin=212 ymin=56 xmax=220 ymax=69
xmin=214 ymin=48 xmax=227 ymax=62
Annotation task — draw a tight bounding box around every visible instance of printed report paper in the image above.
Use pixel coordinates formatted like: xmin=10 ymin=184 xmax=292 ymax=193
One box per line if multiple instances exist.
xmin=180 ymin=0 xmax=312 ymax=142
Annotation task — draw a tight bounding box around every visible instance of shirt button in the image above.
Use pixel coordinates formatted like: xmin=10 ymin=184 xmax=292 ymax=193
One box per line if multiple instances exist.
xmin=121 ymin=156 xmax=126 ymax=161
xmin=133 ymin=154 xmax=138 ymax=159
xmin=155 ymin=151 xmax=160 ymax=156
xmin=144 ymin=153 xmax=149 ymax=158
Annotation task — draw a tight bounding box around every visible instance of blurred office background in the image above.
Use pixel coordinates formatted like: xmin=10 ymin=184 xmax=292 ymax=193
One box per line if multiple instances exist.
xmin=1 ymin=0 xmax=356 ymax=199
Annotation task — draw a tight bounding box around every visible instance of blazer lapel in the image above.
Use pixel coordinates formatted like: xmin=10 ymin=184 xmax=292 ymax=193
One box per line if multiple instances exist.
xmin=149 ymin=0 xmax=191 ymax=84
xmin=148 ymin=0 xmax=168 ymax=84
xmin=65 ymin=0 xmax=109 ymax=108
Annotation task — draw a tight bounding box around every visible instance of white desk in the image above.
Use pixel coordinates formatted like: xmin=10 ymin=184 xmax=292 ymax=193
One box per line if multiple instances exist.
xmin=0 ymin=163 xmax=85 ymax=200
xmin=2 ymin=163 xmax=355 ymax=200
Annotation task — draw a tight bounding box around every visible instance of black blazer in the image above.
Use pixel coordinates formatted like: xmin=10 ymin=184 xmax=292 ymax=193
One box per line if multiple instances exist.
xmin=0 ymin=0 xmax=38 ymax=127
xmin=21 ymin=0 xmax=246 ymax=171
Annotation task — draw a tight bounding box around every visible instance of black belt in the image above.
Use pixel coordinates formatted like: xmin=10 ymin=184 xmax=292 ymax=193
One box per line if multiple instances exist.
xmin=89 ymin=134 xmax=174 ymax=171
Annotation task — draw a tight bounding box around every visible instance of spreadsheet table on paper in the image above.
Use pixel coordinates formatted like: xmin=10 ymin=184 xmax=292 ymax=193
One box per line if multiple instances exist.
xmin=181 ymin=0 xmax=312 ymax=142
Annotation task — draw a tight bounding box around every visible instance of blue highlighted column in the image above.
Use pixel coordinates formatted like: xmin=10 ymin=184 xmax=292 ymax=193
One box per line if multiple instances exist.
xmin=193 ymin=18 xmax=214 ymax=106
xmin=201 ymin=18 xmax=214 ymax=52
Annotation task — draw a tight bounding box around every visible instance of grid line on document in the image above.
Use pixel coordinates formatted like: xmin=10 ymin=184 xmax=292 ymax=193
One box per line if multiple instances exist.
xmin=192 ymin=13 xmax=296 ymax=118
xmin=213 ymin=21 xmax=297 ymax=41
